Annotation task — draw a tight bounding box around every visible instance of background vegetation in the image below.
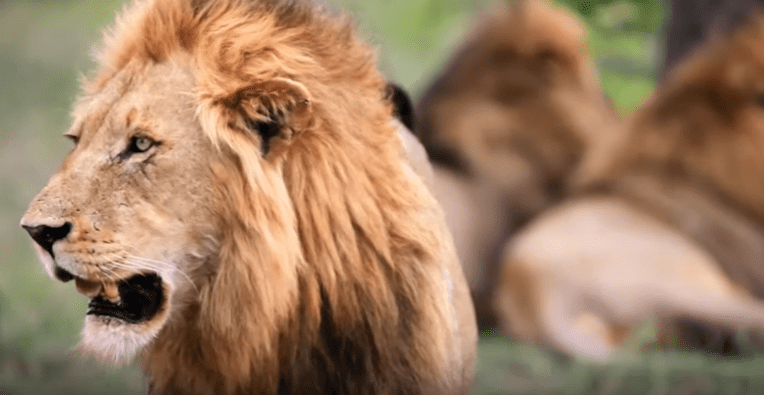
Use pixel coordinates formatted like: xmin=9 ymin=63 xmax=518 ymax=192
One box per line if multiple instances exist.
xmin=2 ymin=0 xmax=761 ymax=394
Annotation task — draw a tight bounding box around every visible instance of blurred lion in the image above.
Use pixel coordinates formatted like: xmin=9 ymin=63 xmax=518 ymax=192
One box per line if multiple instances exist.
xmin=20 ymin=0 xmax=477 ymax=393
xmin=415 ymin=0 xmax=619 ymax=327
xmin=495 ymin=13 xmax=764 ymax=359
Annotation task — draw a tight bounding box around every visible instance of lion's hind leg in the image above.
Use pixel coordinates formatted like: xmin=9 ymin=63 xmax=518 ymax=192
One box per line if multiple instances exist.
xmin=494 ymin=197 xmax=764 ymax=359
xmin=537 ymin=288 xmax=620 ymax=360
xmin=495 ymin=254 xmax=621 ymax=360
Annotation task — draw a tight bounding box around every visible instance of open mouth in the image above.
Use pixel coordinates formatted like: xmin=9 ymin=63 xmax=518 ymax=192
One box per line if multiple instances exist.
xmin=86 ymin=273 xmax=164 ymax=324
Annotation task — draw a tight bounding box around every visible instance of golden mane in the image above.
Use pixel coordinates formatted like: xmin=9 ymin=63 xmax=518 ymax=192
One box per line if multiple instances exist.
xmin=62 ymin=0 xmax=473 ymax=393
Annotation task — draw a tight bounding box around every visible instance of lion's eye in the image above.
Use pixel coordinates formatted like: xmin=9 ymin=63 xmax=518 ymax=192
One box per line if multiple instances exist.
xmin=129 ymin=135 xmax=154 ymax=153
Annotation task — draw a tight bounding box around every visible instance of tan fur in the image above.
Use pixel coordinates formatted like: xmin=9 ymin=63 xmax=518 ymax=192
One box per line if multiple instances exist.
xmin=20 ymin=0 xmax=477 ymax=393
xmin=496 ymin=14 xmax=764 ymax=358
xmin=416 ymin=0 xmax=619 ymax=327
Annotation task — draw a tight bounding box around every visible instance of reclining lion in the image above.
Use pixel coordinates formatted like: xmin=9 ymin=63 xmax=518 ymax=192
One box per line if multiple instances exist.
xmin=415 ymin=0 xmax=619 ymax=328
xmin=19 ymin=0 xmax=477 ymax=393
xmin=495 ymin=12 xmax=764 ymax=359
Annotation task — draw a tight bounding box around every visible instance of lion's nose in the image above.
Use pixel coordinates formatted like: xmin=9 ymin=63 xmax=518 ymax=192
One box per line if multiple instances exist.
xmin=22 ymin=222 xmax=72 ymax=258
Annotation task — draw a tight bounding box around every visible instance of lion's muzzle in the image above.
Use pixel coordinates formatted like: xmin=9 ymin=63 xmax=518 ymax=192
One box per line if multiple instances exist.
xmin=21 ymin=217 xmax=167 ymax=325
xmin=21 ymin=221 xmax=76 ymax=282
xmin=22 ymin=222 xmax=71 ymax=256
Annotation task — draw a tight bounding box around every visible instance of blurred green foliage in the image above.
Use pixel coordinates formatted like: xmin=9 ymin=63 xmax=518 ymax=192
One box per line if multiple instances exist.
xmin=323 ymin=0 xmax=660 ymax=114
xmin=3 ymin=0 xmax=763 ymax=394
xmin=559 ymin=0 xmax=663 ymax=32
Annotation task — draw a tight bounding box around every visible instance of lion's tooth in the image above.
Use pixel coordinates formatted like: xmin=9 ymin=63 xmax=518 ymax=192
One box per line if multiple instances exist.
xmin=103 ymin=282 xmax=120 ymax=303
xmin=75 ymin=278 xmax=102 ymax=298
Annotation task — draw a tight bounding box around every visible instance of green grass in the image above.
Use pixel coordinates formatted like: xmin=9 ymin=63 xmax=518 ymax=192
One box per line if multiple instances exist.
xmin=474 ymin=334 xmax=764 ymax=395
xmin=6 ymin=1 xmax=763 ymax=394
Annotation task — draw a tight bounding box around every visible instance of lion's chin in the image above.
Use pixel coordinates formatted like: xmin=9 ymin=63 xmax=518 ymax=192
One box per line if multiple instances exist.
xmin=78 ymin=273 xmax=171 ymax=366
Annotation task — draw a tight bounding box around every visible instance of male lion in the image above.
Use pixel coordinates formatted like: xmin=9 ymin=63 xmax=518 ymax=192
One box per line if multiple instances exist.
xmin=495 ymin=13 xmax=764 ymax=359
xmin=19 ymin=0 xmax=477 ymax=393
xmin=415 ymin=0 xmax=619 ymax=328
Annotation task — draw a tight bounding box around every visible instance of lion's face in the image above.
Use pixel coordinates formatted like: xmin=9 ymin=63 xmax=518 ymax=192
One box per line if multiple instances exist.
xmin=21 ymin=61 xmax=222 ymax=363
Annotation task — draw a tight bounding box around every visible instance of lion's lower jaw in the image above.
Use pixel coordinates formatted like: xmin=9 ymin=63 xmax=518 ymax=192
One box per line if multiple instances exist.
xmin=80 ymin=283 xmax=177 ymax=366
xmin=80 ymin=310 xmax=168 ymax=366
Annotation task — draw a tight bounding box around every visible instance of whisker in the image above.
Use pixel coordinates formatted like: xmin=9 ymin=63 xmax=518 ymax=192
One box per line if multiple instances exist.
xmin=109 ymin=260 xmax=161 ymax=279
xmin=105 ymin=248 xmax=200 ymax=295
xmin=100 ymin=253 xmax=132 ymax=282
xmin=100 ymin=265 xmax=124 ymax=283
xmin=102 ymin=253 xmax=160 ymax=281
xmin=124 ymin=254 xmax=199 ymax=294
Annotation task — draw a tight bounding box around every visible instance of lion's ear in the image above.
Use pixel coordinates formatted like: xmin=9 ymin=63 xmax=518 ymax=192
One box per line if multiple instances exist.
xmin=386 ymin=83 xmax=415 ymax=131
xmin=234 ymin=78 xmax=313 ymax=155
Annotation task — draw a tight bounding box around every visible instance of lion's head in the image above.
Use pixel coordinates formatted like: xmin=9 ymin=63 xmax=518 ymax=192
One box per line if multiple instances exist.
xmin=20 ymin=0 xmax=476 ymax=393
xmin=577 ymin=10 xmax=764 ymax=296
xmin=571 ymin=11 xmax=764 ymax=355
xmin=582 ymin=13 xmax=764 ymax=216
xmin=417 ymin=0 xmax=618 ymax=218
xmin=415 ymin=0 xmax=618 ymax=328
